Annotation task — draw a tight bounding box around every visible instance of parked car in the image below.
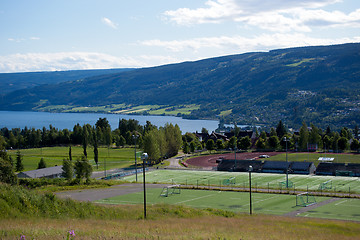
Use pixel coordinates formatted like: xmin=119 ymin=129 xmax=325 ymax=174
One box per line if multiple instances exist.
xmin=259 ymin=154 xmax=270 ymax=158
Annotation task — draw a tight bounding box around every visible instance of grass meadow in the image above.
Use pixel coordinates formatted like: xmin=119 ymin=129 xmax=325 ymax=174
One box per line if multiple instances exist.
xmin=8 ymin=146 xmax=135 ymax=172
xmin=269 ymin=152 xmax=360 ymax=166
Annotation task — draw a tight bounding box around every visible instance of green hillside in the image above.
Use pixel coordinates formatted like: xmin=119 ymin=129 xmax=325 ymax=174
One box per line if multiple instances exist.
xmin=0 ymin=68 xmax=134 ymax=94
xmin=1 ymin=43 xmax=360 ymax=129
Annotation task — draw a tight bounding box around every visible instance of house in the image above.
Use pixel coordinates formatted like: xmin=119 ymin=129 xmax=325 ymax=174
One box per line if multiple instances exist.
xmin=17 ymin=165 xmax=63 ymax=179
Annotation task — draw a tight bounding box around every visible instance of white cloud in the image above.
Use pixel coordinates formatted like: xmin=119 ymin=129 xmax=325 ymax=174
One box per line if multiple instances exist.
xmin=8 ymin=38 xmax=25 ymax=43
xmin=297 ymin=8 xmax=360 ymax=28
xmin=140 ymin=34 xmax=360 ymax=53
xmin=163 ymin=0 xmax=358 ymax=32
xmin=0 ymin=52 xmax=181 ymax=73
xmin=8 ymin=37 xmax=40 ymax=42
xmin=101 ymin=17 xmax=118 ymax=29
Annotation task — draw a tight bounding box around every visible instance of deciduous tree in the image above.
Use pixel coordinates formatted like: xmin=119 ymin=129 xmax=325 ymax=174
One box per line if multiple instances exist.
xmin=61 ymin=158 xmax=73 ymax=181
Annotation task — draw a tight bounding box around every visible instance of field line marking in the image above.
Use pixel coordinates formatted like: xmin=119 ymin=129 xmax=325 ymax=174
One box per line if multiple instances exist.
xmin=175 ymin=194 xmax=214 ymax=204
xmin=243 ymin=195 xmax=280 ymax=207
xmin=335 ymin=199 xmax=348 ymax=206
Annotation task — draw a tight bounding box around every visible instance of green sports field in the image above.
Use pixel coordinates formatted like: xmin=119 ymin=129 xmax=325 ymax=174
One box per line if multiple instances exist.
xmin=8 ymin=146 xmax=135 ymax=171
xmin=95 ymin=188 xmax=360 ymax=221
xmin=298 ymin=198 xmax=360 ymax=221
xmin=121 ymin=169 xmax=360 ymax=194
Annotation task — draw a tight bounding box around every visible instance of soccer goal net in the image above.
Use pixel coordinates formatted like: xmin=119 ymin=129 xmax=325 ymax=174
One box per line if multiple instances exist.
xmin=279 ymin=180 xmax=293 ymax=189
xmin=222 ymin=177 xmax=236 ymax=186
xmin=296 ymin=192 xmax=317 ymax=207
xmin=318 ymin=180 xmax=332 ymax=191
xmin=160 ymin=184 xmax=181 ymax=197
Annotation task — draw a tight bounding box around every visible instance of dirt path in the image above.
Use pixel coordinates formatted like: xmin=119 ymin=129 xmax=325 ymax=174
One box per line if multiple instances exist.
xmin=166 ymin=154 xmax=187 ymax=168
xmin=283 ymin=197 xmax=340 ymax=217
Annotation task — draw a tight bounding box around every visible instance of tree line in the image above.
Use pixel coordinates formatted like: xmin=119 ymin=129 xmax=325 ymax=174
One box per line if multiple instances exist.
xmin=253 ymin=121 xmax=360 ymax=152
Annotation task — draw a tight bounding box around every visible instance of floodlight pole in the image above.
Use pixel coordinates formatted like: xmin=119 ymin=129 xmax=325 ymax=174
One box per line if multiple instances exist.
xmin=249 ymin=165 xmax=253 ymax=215
xmin=234 ymin=146 xmax=237 ymax=170
xmin=133 ymin=134 xmax=138 ymax=182
xmin=284 ymin=137 xmax=289 ymax=188
xmin=142 ymin=153 xmax=148 ymax=219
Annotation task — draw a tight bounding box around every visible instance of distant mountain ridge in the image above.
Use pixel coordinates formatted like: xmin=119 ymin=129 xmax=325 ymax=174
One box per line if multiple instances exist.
xmin=1 ymin=43 xmax=359 ymax=129
xmin=0 ymin=68 xmax=135 ymax=94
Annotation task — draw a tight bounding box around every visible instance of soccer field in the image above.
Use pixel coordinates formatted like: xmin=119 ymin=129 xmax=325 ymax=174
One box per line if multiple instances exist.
xmin=122 ymin=169 xmax=360 ymax=194
xmin=298 ymin=198 xmax=360 ymax=221
xmin=95 ymin=188 xmax=360 ymax=221
xmin=95 ymin=188 xmax=327 ymax=215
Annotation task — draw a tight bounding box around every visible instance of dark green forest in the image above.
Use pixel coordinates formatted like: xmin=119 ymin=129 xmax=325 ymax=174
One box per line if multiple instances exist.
xmin=1 ymin=43 xmax=359 ymax=129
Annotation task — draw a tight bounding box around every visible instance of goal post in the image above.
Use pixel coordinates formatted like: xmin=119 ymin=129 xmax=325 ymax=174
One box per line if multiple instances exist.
xmin=223 ymin=177 xmax=236 ymax=186
xmin=318 ymin=180 xmax=332 ymax=191
xmin=296 ymin=192 xmax=316 ymax=207
xmin=279 ymin=180 xmax=293 ymax=189
xmin=160 ymin=184 xmax=181 ymax=197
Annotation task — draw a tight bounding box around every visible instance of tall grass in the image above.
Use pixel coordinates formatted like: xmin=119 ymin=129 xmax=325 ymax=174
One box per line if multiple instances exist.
xmin=0 ymin=183 xmax=232 ymax=220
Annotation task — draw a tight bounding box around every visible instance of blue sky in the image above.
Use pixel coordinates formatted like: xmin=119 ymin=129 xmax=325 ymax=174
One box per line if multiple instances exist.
xmin=0 ymin=0 xmax=359 ymax=73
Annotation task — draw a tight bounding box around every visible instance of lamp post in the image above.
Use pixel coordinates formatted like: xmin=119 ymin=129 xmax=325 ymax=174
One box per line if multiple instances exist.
xmin=141 ymin=152 xmax=148 ymax=219
xmin=133 ymin=134 xmax=138 ymax=182
xmin=249 ymin=165 xmax=253 ymax=215
xmin=234 ymin=145 xmax=237 ymax=171
xmin=284 ymin=137 xmax=289 ymax=188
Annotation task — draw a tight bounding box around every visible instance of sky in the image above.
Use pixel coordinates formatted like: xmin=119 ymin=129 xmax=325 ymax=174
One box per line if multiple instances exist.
xmin=0 ymin=0 xmax=359 ymax=73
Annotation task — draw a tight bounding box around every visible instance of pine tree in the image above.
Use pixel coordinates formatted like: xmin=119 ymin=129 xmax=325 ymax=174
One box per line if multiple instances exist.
xmin=69 ymin=146 xmax=72 ymax=161
xmin=37 ymin=158 xmax=47 ymax=169
xmin=276 ymin=120 xmax=287 ymax=138
xmin=15 ymin=150 xmax=24 ymax=172
xmin=94 ymin=144 xmax=99 ymax=169
xmin=82 ymin=126 xmax=88 ymax=158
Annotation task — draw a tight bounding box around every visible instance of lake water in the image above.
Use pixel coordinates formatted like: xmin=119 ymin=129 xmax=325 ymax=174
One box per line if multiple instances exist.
xmin=0 ymin=111 xmax=219 ymax=133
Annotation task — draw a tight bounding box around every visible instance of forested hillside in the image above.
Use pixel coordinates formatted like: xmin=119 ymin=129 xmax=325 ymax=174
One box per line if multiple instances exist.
xmin=1 ymin=43 xmax=359 ymax=129
xmin=0 ymin=68 xmax=134 ymax=94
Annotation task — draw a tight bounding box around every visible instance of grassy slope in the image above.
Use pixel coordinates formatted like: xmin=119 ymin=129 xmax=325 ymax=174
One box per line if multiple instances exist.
xmin=0 ymin=184 xmax=359 ymax=240
xmin=37 ymin=104 xmax=200 ymax=116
